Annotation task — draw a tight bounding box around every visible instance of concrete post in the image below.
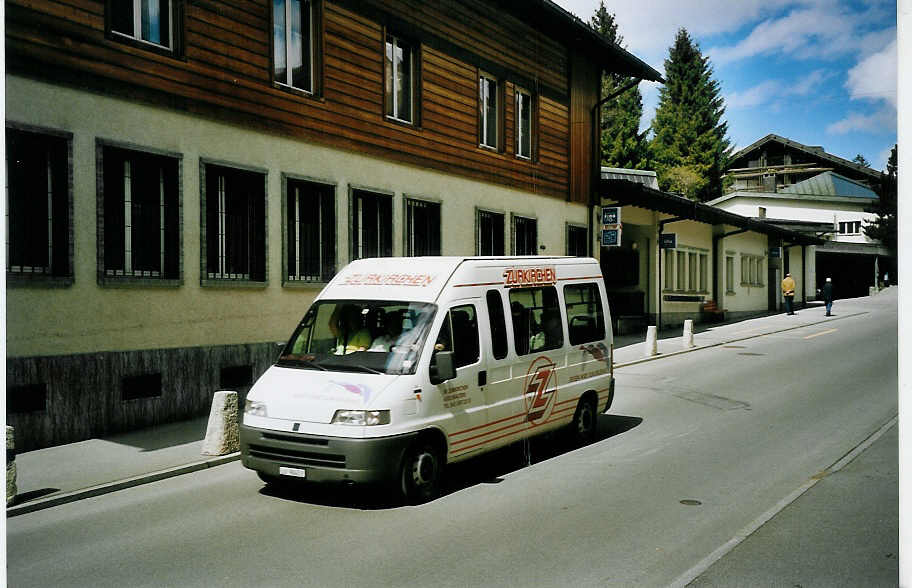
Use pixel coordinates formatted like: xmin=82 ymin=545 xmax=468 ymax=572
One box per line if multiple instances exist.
xmin=7 ymin=426 xmax=17 ymax=506
xmin=644 ymin=325 xmax=658 ymax=357
xmin=201 ymin=391 xmax=240 ymax=456
xmin=683 ymin=319 xmax=695 ymax=349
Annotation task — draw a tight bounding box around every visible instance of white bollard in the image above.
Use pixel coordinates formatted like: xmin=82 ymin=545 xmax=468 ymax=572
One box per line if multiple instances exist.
xmin=683 ymin=319 xmax=695 ymax=349
xmin=7 ymin=426 xmax=17 ymax=506
xmin=201 ymin=391 xmax=240 ymax=456
xmin=644 ymin=325 xmax=658 ymax=357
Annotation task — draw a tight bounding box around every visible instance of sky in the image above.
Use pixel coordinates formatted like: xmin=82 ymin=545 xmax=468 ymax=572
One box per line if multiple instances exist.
xmin=554 ymin=0 xmax=898 ymax=171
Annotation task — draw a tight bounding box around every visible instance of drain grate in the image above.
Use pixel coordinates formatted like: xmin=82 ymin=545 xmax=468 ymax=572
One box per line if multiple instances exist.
xmin=737 ymin=352 xmax=765 ymax=356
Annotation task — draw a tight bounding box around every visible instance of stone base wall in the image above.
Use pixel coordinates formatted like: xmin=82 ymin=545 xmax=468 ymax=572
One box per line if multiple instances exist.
xmin=6 ymin=342 xmax=280 ymax=452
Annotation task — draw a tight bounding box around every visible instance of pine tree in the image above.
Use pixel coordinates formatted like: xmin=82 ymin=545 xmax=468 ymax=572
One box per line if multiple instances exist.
xmin=589 ymin=2 xmax=648 ymax=170
xmin=650 ymin=28 xmax=731 ymax=201
xmin=864 ymin=144 xmax=897 ymax=252
xmin=853 ymin=154 xmax=872 ymax=168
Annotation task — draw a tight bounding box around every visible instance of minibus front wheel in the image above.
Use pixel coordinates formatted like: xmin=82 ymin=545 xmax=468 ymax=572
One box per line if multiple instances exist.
xmin=400 ymin=436 xmax=444 ymax=504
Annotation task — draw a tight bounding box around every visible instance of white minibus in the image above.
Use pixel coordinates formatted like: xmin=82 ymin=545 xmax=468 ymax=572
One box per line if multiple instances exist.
xmin=240 ymin=256 xmax=614 ymax=502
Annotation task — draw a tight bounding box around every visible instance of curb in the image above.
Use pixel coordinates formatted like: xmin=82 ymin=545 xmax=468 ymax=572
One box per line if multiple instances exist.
xmin=666 ymin=414 xmax=898 ymax=588
xmin=613 ymin=311 xmax=866 ymax=369
xmin=6 ymin=453 xmax=240 ymax=517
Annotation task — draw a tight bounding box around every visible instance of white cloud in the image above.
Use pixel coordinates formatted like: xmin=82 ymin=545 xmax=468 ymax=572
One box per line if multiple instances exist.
xmin=555 ymin=0 xmax=804 ymax=66
xmin=826 ymin=107 xmax=896 ymax=135
xmin=845 ymin=39 xmax=897 ymax=107
xmin=723 ymin=70 xmax=831 ymax=110
xmin=724 ymin=80 xmax=782 ymax=109
xmin=709 ymin=7 xmax=853 ymax=65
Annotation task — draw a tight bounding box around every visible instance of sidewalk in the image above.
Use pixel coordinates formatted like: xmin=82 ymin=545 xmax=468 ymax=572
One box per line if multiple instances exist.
xmin=7 ymin=288 xmax=895 ymax=517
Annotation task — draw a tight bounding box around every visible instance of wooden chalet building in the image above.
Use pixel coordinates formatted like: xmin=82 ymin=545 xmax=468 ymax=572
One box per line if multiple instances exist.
xmin=5 ymin=0 xmax=662 ymax=449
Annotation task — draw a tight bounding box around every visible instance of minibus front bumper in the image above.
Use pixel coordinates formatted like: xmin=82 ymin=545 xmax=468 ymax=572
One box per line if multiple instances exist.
xmin=240 ymin=423 xmax=417 ymax=487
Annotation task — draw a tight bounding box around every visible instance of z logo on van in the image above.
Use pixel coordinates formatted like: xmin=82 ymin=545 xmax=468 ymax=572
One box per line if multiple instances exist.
xmin=524 ymin=357 xmax=557 ymax=425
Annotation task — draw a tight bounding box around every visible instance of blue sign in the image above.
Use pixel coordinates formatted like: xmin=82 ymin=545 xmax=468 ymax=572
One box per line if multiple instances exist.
xmin=659 ymin=233 xmax=677 ymax=249
xmin=769 ymin=247 xmax=781 ymax=258
xmin=601 ymin=206 xmax=620 ymax=225
xmin=601 ymin=228 xmax=621 ymax=247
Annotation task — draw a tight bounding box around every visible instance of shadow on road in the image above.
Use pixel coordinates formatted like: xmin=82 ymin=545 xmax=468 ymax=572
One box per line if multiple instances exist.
xmin=256 ymin=413 xmax=643 ymax=510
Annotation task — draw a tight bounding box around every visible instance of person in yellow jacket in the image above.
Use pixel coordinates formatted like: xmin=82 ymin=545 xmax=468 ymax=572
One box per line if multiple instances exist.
xmin=781 ymin=273 xmax=797 ymax=315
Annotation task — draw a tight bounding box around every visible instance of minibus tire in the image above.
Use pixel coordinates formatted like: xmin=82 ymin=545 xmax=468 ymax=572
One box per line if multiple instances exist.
xmin=400 ymin=438 xmax=443 ymax=504
xmin=570 ymin=394 xmax=598 ymax=445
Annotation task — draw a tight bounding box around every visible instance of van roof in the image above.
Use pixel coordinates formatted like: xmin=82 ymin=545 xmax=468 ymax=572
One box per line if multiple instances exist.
xmin=321 ymin=256 xmax=602 ymax=304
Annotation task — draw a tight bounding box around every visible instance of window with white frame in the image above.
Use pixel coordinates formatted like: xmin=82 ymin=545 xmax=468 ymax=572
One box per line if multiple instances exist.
xmin=676 ymin=250 xmax=686 ymax=290
xmin=101 ymin=144 xmax=181 ymax=281
xmin=699 ymin=253 xmax=708 ymax=292
xmin=664 ymin=249 xmax=674 ymax=290
xmin=351 ymin=189 xmax=392 ymax=260
xmin=740 ymin=254 xmax=764 ymax=286
xmin=273 ymin=0 xmax=314 ymax=92
xmin=838 ymin=220 xmax=862 ymax=235
xmin=203 ymin=164 xmax=267 ymax=282
xmin=406 ymin=198 xmax=440 ymax=256
xmin=726 ymin=255 xmax=735 ymax=292
xmin=6 ymin=126 xmax=72 ymax=280
xmin=688 ymin=252 xmax=697 ymax=291
xmin=385 ymin=34 xmax=415 ymax=124
xmin=479 ymin=73 xmax=499 ymax=150
xmin=285 ymin=179 xmax=334 ymax=282
xmin=515 ymin=87 xmax=533 ymax=159
xmin=477 ymin=209 xmax=504 ymax=255
xmin=513 ymin=215 xmax=537 ymax=255
xmin=110 ymin=0 xmax=174 ymax=50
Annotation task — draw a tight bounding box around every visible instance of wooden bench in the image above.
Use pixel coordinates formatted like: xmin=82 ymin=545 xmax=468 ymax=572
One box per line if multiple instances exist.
xmin=701 ymin=300 xmax=726 ymax=322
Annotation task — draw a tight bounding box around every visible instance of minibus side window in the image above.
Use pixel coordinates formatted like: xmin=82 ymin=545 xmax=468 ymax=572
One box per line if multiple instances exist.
xmin=486 ymin=290 xmax=508 ymax=360
xmin=433 ymin=304 xmax=479 ymax=369
xmin=563 ymin=283 xmax=606 ymax=344
xmin=509 ymin=286 xmax=562 ymax=355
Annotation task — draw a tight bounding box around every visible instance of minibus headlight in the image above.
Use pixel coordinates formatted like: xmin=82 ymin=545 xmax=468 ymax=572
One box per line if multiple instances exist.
xmin=244 ymin=400 xmax=268 ymax=417
xmin=331 ymin=409 xmax=390 ymax=426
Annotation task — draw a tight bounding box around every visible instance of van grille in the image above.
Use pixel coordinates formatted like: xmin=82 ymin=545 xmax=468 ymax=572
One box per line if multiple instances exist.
xmin=249 ymin=444 xmax=346 ymax=468
xmin=261 ymin=432 xmax=329 ymax=446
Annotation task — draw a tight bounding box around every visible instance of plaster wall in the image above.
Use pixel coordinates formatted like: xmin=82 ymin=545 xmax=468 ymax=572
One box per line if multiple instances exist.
xmin=718 ymin=231 xmax=770 ymax=313
xmin=715 ymin=194 xmax=877 ymax=244
xmin=6 ymin=75 xmax=589 ymax=358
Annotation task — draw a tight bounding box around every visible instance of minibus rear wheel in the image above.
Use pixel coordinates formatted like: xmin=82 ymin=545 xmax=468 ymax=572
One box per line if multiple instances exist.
xmin=570 ymin=394 xmax=598 ymax=445
xmin=400 ymin=438 xmax=443 ymax=504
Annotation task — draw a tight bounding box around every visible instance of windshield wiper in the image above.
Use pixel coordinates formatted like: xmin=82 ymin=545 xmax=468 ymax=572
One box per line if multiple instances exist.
xmin=278 ymin=355 xmax=328 ymax=371
xmin=317 ymin=362 xmax=384 ymax=375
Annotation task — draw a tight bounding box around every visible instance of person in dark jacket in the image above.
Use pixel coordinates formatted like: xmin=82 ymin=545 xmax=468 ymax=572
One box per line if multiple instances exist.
xmin=823 ymin=277 xmax=834 ymax=316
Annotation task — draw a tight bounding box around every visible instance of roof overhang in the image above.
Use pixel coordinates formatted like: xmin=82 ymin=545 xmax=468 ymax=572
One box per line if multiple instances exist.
xmin=709 ymin=190 xmax=876 ymax=207
xmin=729 ymin=134 xmax=881 ymax=180
xmin=494 ymin=0 xmax=664 ymax=83
xmin=600 ymin=179 xmax=824 ymax=246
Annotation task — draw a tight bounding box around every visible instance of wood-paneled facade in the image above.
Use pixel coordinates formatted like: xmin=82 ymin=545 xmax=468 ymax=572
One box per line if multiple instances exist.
xmin=6 ymin=0 xmax=661 ymax=449
xmin=6 ymin=0 xmax=584 ymax=199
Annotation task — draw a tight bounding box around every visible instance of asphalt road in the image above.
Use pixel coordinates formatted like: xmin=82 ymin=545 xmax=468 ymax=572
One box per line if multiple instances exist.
xmin=6 ymin=295 xmax=898 ymax=587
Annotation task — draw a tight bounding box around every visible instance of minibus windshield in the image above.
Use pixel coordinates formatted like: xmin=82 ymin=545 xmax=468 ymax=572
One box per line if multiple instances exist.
xmin=276 ymin=300 xmax=437 ymax=375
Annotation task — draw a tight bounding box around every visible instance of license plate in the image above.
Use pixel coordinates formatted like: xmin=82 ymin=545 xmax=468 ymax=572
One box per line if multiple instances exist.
xmin=279 ymin=466 xmax=307 ymax=478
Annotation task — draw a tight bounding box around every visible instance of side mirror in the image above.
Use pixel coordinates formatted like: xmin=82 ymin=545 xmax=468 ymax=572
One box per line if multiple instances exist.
xmin=430 ymin=351 xmax=456 ymax=385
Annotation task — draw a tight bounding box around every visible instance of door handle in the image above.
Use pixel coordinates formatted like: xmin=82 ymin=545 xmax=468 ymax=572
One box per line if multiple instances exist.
xmin=478 ymin=370 xmax=487 ymax=387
